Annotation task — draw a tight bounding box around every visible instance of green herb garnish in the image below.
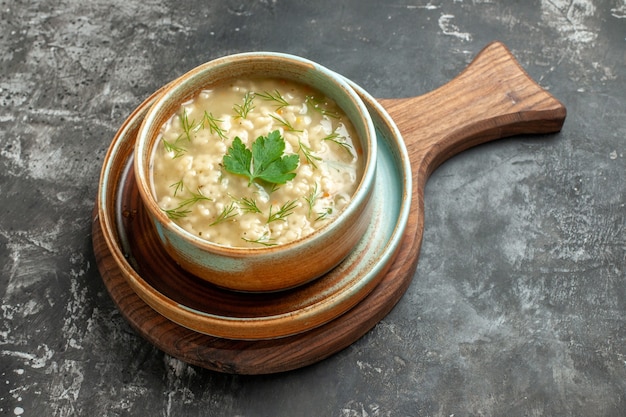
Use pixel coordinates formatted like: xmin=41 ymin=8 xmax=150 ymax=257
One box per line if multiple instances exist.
xmin=169 ymin=179 xmax=185 ymax=197
xmin=163 ymin=139 xmax=186 ymax=159
xmin=210 ymin=202 xmax=238 ymax=226
xmin=163 ymin=190 xmax=212 ymax=220
xmin=304 ymin=183 xmax=320 ymax=217
xmin=233 ymin=92 xmax=255 ymax=119
xmin=179 ymin=108 xmax=202 ymax=142
xmin=242 ymin=233 xmax=277 ymax=247
xmin=256 ymin=89 xmax=289 ymax=110
xmin=267 ymin=199 xmax=298 ymax=223
xmin=322 ymin=132 xmax=353 ymax=156
xmin=298 ymin=139 xmax=322 ymax=169
xmin=316 ymin=207 xmax=333 ymax=221
xmin=269 ymin=114 xmax=302 ymax=132
xmin=306 ymin=95 xmax=340 ymax=119
xmin=203 ymin=111 xmax=228 ymax=140
xmin=232 ymin=195 xmax=262 ymax=214
xmin=223 ymin=130 xmax=299 ymax=186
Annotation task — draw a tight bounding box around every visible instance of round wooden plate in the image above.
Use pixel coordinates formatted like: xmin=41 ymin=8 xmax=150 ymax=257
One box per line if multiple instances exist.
xmin=92 ymin=87 xmax=415 ymax=373
xmin=100 ymin=85 xmax=411 ymax=341
xmin=92 ymin=42 xmax=566 ymax=374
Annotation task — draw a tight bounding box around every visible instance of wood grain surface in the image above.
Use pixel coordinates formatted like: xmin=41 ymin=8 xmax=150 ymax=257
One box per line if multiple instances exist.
xmin=92 ymin=42 xmax=566 ymax=374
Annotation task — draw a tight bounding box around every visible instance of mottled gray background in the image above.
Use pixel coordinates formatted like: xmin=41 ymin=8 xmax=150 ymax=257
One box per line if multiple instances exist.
xmin=1 ymin=0 xmax=625 ymax=416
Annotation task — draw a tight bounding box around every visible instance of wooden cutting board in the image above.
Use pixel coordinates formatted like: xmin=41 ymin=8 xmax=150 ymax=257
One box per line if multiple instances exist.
xmin=92 ymin=42 xmax=566 ymax=374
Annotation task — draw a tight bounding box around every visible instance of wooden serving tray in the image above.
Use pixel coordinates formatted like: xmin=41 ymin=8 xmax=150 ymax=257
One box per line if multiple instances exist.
xmin=92 ymin=42 xmax=566 ymax=374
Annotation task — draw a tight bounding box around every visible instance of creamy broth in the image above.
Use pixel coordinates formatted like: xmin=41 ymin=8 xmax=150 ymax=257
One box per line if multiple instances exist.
xmin=151 ymin=78 xmax=362 ymax=248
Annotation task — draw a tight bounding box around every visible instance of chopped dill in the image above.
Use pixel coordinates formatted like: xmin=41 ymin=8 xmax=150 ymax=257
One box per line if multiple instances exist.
xmin=269 ymin=114 xmax=302 ymax=132
xmin=315 ymin=207 xmax=333 ymax=221
xmin=210 ymin=202 xmax=238 ymax=226
xmin=169 ymin=179 xmax=185 ymax=197
xmin=322 ymin=132 xmax=353 ymax=156
xmin=298 ymin=139 xmax=322 ymax=169
xmin=233 ymin=91 xmax=255 ymax=119
xmin=305 ymin=95 xmax=340 ymax=119
xmin=232 ymin=195 xmax=262 ymax=214
xmin=179 ymin=108 xmax=202 ymax=142
xmin=162 ymin=190 xmax=212 ymax=220
xmin=256 ymin=89 xmax=289 ymax=110
xmin=163 ymin=139 xmax=186 ymax=159
xmin=242 ymin=233 xmax=277 ymax=247
xmin=267 ymin=199 xmax=298 ymax=223
xmin=303 ymin=182 xmax=320 ymax=217
xmin=203 ymin=111 xmax=228 ymax=140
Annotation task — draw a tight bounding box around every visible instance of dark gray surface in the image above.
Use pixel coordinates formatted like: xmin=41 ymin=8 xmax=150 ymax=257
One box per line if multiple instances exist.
xmin=1 ymin=1 xmax=625 ymax=416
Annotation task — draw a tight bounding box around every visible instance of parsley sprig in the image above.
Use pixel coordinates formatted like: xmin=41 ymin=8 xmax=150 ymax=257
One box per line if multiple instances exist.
xmin=223 ymin=130 xmax=299 ymax=186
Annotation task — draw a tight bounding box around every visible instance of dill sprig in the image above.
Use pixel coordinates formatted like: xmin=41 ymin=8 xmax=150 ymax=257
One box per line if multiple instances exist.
xmin=163 ymin=139 xmax=186 ymax=159
xmin=169 ymin=179 xmax=185 ymax=197
xmin=163 ymin=206 xmax=191 ymax=220
xmin=316 ymin=207 xmax=333 ymax=221
xmin=203 ymin=111 xmax=228 ymax=140
xmin=305 ymin=95 xmax=340 ymax=119
xmin=269 ymin=114 xmax=302 ymax=132
xmin=163 ymin=108 xmax=202 ymax=157
xmin=303 ymin=183 xmax=320 ymax=217
xmin=256 ymin=89 xmax=289 ymax=110
xmin=242 ymin=233 xmax=277 ymax=247
xmin=179 ymin=108 xmax=202 ymax=142
xmin=322 ymin=132 xmax=353 ymax=156
xmin=210 ymin=202 xmax=238 ymax=226
xmin=163 ymin=190 xmax=212 ymax=220
xmin=232 ymin=195 xmax=262 ymax=214
xmin=267 ymin=199 xmax=298 ymax=223
xmin=233 ymin=92 xmax=255 ymax=119
xmin=298 ymin=140 xmax=322 ymax=169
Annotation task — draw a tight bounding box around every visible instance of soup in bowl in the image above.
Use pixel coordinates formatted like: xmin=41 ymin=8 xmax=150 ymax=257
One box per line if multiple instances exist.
xmin=134 ymin=52 xmax=377 ymax=292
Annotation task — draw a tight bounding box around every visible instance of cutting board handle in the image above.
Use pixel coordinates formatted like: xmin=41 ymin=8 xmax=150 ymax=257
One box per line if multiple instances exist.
xmin=378 ymin=41 xmax=566 ymax=178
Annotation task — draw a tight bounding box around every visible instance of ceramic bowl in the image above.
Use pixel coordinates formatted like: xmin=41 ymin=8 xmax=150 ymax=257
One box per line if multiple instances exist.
xmin=134 ymin=52 xmax=377 ymax=292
